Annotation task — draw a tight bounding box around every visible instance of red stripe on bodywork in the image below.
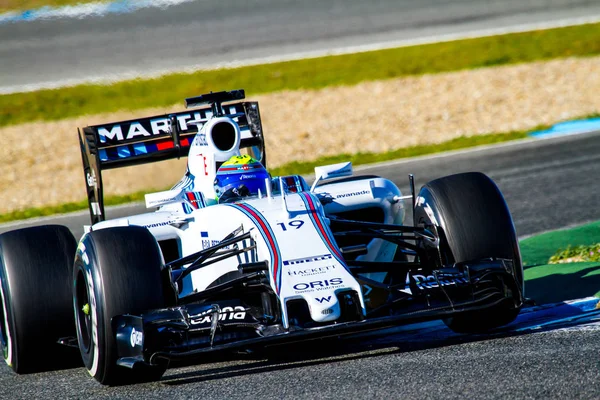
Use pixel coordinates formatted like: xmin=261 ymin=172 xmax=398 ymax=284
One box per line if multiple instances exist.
xmin=238 ymin=204 xmax=281 ymax=291
xmin=302 ymin=193 xmax=343 ymax=259
xmin=186 ymin=192 xmax=198 ymax=209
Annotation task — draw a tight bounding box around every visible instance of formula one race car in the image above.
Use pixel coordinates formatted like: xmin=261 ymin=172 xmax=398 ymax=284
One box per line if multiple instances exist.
xmin=0 ymin=90 xmax=524 ymax=384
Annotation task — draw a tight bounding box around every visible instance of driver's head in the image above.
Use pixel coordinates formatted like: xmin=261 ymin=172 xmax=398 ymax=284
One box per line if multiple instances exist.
xmin=213 ymin=155 xmax=270 ymax=203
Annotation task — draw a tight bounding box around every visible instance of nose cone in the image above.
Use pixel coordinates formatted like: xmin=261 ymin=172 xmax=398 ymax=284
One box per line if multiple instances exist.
xmin=306 ymin=293 xmax=341 ymax=322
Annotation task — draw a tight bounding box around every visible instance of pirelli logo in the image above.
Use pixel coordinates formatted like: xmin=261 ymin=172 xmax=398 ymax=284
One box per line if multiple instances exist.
xmin=283 ymin=254 xmax=333 ymax=266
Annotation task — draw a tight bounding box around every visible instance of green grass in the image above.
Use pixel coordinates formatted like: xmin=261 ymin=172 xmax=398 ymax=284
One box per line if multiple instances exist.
xmin=3 ymin=22 xmax=600 ymax=127
xmin=549 ymin=243 xmax=600 ymax=263
xmin=520 ymin=220 xmax=600 ymax=303
xmin=0 ymin=127 xmax=533 ymax=223
xmin=0 ymin=191 xmax=149 ymax=223
xmin=518 ymin=220 xmax=600 ymax=304
xmin=520 ymin=220 xmax=600 ymax=266
xmin=0 ymin=0 xmax=100 ymax=13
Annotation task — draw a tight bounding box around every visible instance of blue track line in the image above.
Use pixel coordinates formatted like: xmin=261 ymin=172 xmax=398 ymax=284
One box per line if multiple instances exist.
xmin=0 ymin=0 xmax=194 ymax=24
xmin=529 ymin=117 xmax=600 ymax=138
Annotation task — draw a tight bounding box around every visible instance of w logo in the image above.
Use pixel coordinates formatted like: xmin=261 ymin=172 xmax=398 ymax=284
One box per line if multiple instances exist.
xmin=315 ymin=296 xmax=331 ymax=303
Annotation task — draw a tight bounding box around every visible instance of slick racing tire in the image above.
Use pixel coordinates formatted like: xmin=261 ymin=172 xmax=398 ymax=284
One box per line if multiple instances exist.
xmin=414 ymin=172 xmax=523 ymax=333
xmin=74 ymin=226 xmax=167 ymax=385
xmin=0 ymin=225 xmax=78 ymax=373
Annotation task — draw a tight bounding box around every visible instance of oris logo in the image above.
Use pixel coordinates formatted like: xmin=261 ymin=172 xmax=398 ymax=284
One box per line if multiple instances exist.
xmin=293 ymin=278 xmax=343 ymax=292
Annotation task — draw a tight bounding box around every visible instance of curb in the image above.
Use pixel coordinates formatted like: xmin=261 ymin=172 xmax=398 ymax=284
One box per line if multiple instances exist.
xmin=0 ymin=0 xmax=193 ymax=24
xmin=529 ymin=118 xmax=600 ymax=139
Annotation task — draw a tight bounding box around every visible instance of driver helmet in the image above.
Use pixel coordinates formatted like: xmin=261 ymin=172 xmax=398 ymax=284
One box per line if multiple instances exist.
xmin=213 ymin=155 xmax=270 ymax=203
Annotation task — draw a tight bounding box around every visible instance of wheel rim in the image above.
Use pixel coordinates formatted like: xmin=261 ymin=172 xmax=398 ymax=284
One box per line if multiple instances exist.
xmin=75 ymin=270 xmax=92 ymax=353
xmin=0 ymin=280 xmax=11 ymax=365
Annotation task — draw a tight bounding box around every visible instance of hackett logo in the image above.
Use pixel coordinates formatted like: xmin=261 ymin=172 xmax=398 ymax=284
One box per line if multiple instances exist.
xmin=287 ymin=265 xmax=336 ymax=276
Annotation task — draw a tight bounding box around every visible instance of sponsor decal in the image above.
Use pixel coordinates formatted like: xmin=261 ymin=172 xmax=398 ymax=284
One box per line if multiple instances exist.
xmin=201 ymin=239 xmax=232 ymax=250
xmin=411 ymin=274 xmax=469 ymax=291
xmin=189 ymin=306 xmax=246 ymax=325
xmin=86 ymin=170 xmax=97 ymax=188
xmin=130 ymin=328 xmax=143 ymax=348
xmin=416 ymin=196 xmax=439 ymax=226
xmin=147 ymin=197 xmax=178 ymax=207
xmin=315 ymin=296 xmax=331 ymax=303
xmin=90 ymin=202 xmax=102 ymax=216
xmin=287 ymin=265 xmax=336 ymax=277
xmin=185 ymin=191 xmax=205 ymax=209
xmin=335 ymin=190 xmax=370 ymax=199
xmin=293 ymin=278 xmax=343 ymax=293
xmin=193 ymin=133 xmax=208 ymax=146
xmin=284 ymin=254 xmax=333 ymax=266
xmin=96 ymin=111 xmax=212 ymax=144
xmin=321 ymin=308 xmax=334 ymax=315
xmin=327 ymin=164 xmax=352 ymax=178
xmin=143 ymin=220 xmax=178 ymax=228
xmin=200 ymin=231 xmax=209 ymax=238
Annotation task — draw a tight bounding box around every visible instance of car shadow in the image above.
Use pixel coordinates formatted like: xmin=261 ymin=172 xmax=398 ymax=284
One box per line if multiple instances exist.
xmin=159 ymin=337 xmax=453 ymax=386
xmin=525 ymin=264 xmax=600 ymax=304
xmin=159 ymin=303 xmax=597 ymax=387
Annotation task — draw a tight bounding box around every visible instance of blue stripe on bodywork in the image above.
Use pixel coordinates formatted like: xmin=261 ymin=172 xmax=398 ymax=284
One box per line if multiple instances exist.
xmin=227 ymin=203 xmax=283 ymax=293
xmin=298 ymin=192 xmax=348 ymax=269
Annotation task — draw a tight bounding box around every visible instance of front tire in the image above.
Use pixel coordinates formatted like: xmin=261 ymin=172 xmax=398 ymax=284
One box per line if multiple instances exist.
xmin=74 ymin=226 xmax=167 ymax=385
xmin=414 ymin=172 xmax=523 ymax=333
xmin=0 ymin=225 xmax=77 ymax=373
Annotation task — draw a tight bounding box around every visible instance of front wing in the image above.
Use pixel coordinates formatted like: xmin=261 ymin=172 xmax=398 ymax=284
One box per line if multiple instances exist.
xmin=113 ymin=258 xmax=520 ymax=369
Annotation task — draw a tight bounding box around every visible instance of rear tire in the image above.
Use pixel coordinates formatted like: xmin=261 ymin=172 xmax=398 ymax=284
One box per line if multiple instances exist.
xmin=74 ymin=226 xmax=167 ymax=385
xmin=414 ymin=172 xmax=523 ymax=333
xmin=0 ymin=225 xmax=78 ymax=373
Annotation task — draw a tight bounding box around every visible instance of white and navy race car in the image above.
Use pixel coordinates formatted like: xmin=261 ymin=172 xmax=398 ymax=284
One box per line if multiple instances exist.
xmin=0 ymin=90 xmax=524 ymax=384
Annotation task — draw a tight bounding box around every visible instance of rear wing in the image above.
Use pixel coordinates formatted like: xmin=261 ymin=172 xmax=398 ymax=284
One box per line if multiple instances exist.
xmin=79 ymin=89 xmax=266 ymax=224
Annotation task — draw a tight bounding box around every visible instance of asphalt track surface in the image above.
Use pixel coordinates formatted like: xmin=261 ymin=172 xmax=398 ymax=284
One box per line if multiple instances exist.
xmin=1 ymin=131 xmax=600 ymax=398
xmin=3 ymin=0 xmax=600 ymax=92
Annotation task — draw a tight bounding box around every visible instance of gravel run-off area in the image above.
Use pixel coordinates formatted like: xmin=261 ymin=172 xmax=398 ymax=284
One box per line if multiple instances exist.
xmin=1 ymin=56 xmax=599 ymax=214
